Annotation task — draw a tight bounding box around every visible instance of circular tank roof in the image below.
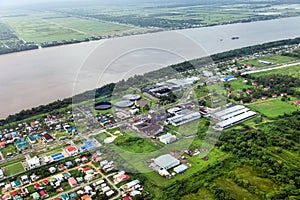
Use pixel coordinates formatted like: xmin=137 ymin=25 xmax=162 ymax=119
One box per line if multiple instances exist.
xmin=95 ymin=102 xmax=112 ymax=110
xmin=114 ymin=100 xmax=134 ymax=108
xmin=122 ymin=94 xmax=141 ymax=101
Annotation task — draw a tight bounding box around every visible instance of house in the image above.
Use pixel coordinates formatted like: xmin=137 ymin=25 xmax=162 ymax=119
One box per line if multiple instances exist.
xmin=49 ymin=167 xmax=56 ymax=173
xmin=261 ymin=96 xmax=268 ymax=100
xmin=34 ymin=183 xmax=41 ymax=190
xmin=31 ymin=192 xmax=40 ymax=200
xmin=20 ymin=175 xmax=29 ymax=184
xmin=14 ymin=138 xmax=30 ymax=151
xmin=106 ymin=190 xmax=115 ymax=197
xmin=252 ymin=81 xmax=258 ymax=86
xmin=173 ymin=164 xmax=188 ymax=174
xmin=64 ymin=146 xmax=78 ymax=156
xmin=39 ymin=189 xmax=49 ymax=198
xmin=26 ymin=135 xmax=36 ymax=144
xmin=0 ymin=141 xmax=6 ymax=148
xmin=272 ymin=94 xmax=278 ymax=98
xmin=61 ymin=193 xmax=69 ymax=200
xmin=68 ymin=177 xmax=78 ymax=188
xmin=281 ymin=92 xmax=287 ymax=96
xmin=81 ymin=195 xmax=92 ymax=200
xmin=26 ymin=156 xmax=40 ymax=169
xmin=42 ymin=133 xmax=54 ymax=143
xmin=294 ymin=100 xmax=300 ymax=105
xmin=65 ymin=161 xmax=73 ymax=168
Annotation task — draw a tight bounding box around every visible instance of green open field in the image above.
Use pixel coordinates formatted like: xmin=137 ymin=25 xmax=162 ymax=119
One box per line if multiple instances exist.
xmin=214 ymin=177 xmax=260 ymax=200
xmin=241 ymin=55 xmax=298 ymax=67
xmin=113 ymin=130 xmax=159 ymax=153
xmin=233 ymin=165 xmax=279 ymax=193
xmin=181 ymin=187 xmax=215 ymax=200
xmin=247 ymin=99 xmax=299 ymax=118
xmin=1 ymin=10 xmax=137 ymax=44
xmin=3 ymin=162 xmax=25 ymax=176
xmin=251 ymin=64 xmax=300 ymax=78
xmin=0 ymin=144 xmax=17 ymax=158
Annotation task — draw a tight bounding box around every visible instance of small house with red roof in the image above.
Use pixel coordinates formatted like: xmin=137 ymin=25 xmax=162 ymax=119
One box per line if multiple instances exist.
xmin=34 ymin=183 xmax=41 ymax=190
xmin=281 ymin=92 xmax=287 ymax=96
xmin=294 ymin=100 xmax=300 ymax=105
xmin=81 ymin=195 xmax=92 ymax=200
xmin=39 ymin=189 xmax=49 ymax=198
xmin=0 ymin=141 xmax=6 ymax=148
xmin=272 ymin=94 xmax=278 ymax=98
xmin=252 ymin=81 xmax=258 ymax=86
xmin=68 ymin=177 xmax=77 ymax=188
xmin=261 ymin=96 xmax=268 ymax=100
xmin=64 ymin=146 xmax=78 ymax=156
xmin=42 ymin=179 xmax=49 ymax=185
xmin=264 ymin=86 xmax=271 ymax=91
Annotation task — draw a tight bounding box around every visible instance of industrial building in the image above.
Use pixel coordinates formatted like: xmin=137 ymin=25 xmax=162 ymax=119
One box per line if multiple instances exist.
xmin=166 ymin=109 xmax=201 ymax=127
xmin=158 ymin=133 xmax=177 ymax=144
xmin=153 ymin=154 xmax=180 ymax=170
xmin=213 ymin=105 xmax=256 ymax=129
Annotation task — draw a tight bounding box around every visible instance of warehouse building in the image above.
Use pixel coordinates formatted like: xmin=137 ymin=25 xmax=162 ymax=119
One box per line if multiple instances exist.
xmin=153 ymin=154 xmax=180 ymax=170
xmin=213 ymin=105 xmax=256 ymax=129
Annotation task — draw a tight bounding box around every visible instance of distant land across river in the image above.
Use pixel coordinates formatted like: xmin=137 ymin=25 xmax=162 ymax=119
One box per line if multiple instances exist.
xmin=0 ymin=16 xmax=299 ymax=118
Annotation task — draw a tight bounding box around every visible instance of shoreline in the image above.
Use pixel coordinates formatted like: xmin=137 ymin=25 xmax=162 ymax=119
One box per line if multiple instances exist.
xmin=1 ymin=16 xmax=300 ymax=119
xmin=0 ymin=15 xmax=297 ymax=56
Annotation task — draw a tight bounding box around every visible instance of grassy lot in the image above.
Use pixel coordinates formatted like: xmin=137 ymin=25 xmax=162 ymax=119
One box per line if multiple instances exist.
xmin=0 ymin=144 xmax=17 ymax=158
xmin=181 ymin=187 xmax=215 ymax=200
xmin=113 ymin=131 xmax=159 ymax=153
xmin=228 ymin=79 xmax=252 ymax=92
xmin=251 ymin=64 xmax=300 ymax=78
xmin=48 ymin=17 xmax=134 ymax=36
xmin=214 ymin=176 xmax=260 ymax=200
xmin=247 ymin=99 xmax=299 ymax=118
xmin=240 ymin=55 xmax=298 ymax=67
xmin=233 ymin=165 xmax=279 ymax=194
xmin=2 ymin=10 xmax=137 ymax=44
xmin=3 ymin=162 xmax=25 ymax=176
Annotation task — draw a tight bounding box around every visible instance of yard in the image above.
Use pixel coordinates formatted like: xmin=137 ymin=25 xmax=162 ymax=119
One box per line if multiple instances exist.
xmin=247 ymin=99 xmax=299 ymax=118
xmin=3 ymin=162 xmax=25 ymax=176
xmin=0 ymin=144 xmax=17 ymax=158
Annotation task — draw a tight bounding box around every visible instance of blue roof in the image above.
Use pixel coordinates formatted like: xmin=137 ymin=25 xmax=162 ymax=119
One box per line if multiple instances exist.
xmin=224 ymin=75 xmax=235 ymax=81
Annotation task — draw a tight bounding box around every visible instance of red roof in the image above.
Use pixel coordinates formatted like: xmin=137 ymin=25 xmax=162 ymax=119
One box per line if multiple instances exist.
xmin=65 ymin=146 xmax=77 ymax=152
xmin=54 ymin=198 xmax=62 ymax=200
xmin=39 ymin=190 xmax=47 ymax=196
xmin=34 ymin=183 xmax=41 ymax=189
xmin=43 ymin=179 xmax=49 ymax=185
xmin=11 ymin=191 xmax=18 ymax=196
xmin=81 ymin=195 xmax=92 ymax=200
xmin=83 ymin=167 xmax=91 ymax=172
xmin=294 ymin=100 xmax=300 ymax=105
xmin=68 ymin=177 xmax=77 ymax=185
xmin=0 ymin=141 xmax=6 ymax=147
xmin=123 ymin=197 xmax=133 ymax=200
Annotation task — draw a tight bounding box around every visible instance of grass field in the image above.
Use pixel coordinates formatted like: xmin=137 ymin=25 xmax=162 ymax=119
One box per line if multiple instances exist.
xmin=113 ymin=131 xmax=159 ymax=153
xmin=0 ymin=144 xmax=17 ymax=158
xmin=247 ymin=99 xmax=299 ymax=118
xmin=233 ymin=165 xmax=279 ymax=193
xmin=3 ymin=162 xmax=25 ymax=176
xmin=214 ymin=177 xmax=260 ymax=200
xmin=181 ymin=187 xmax=215 ymax=200
xmin=251 ymin=64 xmax=300 ymax=78
xmin=241 ymin=55 xmax=298 ymax=67
xmin=1 ymin=10 xmax=137 ymax=44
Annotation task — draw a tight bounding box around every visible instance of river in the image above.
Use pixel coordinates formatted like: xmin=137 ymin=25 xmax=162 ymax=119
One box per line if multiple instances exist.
xmin=0 ymin=16 xmax=299 ymax=118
